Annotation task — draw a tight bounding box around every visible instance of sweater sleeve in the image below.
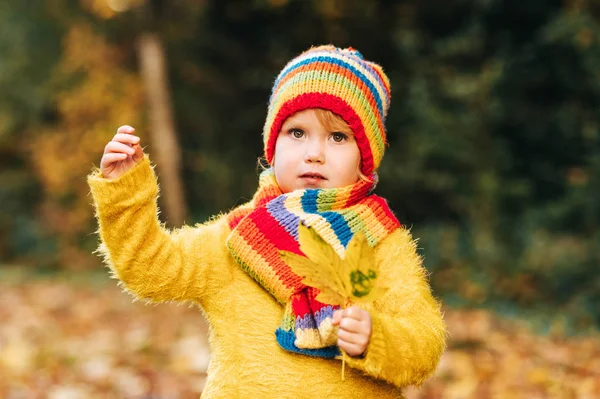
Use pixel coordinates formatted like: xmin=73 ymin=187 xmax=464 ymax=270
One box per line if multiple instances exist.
xmin=344 ymin=227 xmax=447 ymax=388
xmin=87 ymin=156 xmax=231 ymax=305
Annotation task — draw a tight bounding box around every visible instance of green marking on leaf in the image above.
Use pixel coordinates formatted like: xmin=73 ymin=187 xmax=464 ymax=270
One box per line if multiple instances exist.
xmin=350 ymin=269 xmax=377 ymax=298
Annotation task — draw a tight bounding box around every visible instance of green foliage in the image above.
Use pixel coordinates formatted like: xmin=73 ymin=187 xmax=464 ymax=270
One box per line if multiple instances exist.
xmin=0 ymin=0 xmax=63 ymax=265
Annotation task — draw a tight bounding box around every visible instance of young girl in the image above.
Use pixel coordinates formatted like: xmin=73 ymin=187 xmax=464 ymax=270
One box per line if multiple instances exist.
xmin=89 ymin=45 xmax=446 ymax=398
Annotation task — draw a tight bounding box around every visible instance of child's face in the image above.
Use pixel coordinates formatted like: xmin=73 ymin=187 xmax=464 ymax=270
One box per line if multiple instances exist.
xmin=273 ymin=109 xmax=361 ymax=193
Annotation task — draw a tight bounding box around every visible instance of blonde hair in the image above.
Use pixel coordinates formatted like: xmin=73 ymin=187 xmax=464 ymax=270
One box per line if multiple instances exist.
xmin=261 ymin=108 xmax=372 ymax=183
xmin=313 ymin=109 xmax=372 ymax=183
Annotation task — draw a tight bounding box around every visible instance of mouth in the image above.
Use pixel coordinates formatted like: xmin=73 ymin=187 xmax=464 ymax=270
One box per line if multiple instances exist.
xmin=299 ymin=172 xmax=327 ymax=185
xmin=299 ymin=172 xmax=327 ymax=180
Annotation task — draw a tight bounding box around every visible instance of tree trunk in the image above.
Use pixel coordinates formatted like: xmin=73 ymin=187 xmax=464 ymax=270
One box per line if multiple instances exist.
xmin=136 ymin=32 xmax=188 ymax=227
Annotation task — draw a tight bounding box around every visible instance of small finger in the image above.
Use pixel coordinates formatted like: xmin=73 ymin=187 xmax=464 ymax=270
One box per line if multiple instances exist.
xmin=340 ymin=317 xmax=362 ymax=334
xmin=338 ymin=340 xmax=364 ymax=358
xmin=116 ymin=125 xmax=135 ymax=134
xmin=112 ymin=133 xmax=140 ymax=145
xmin=332 ymin=310 xmax=342 ymax=326
xmin=105 ymin=141 xmax=136 ymax=155
xmin=344 ymin=307 xmax=367 ymax=321
xmin=132 ymin=143 xmax=144 ymax=162
xmin=338 ymin=328 xmax=367 ymax=346
xmin=101 ymin=153 xmax=127 ymax=166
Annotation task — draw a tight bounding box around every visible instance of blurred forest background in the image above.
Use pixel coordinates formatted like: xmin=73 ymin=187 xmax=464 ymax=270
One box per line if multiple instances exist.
xmin=1 ymin=0 xmax=599 ymax=397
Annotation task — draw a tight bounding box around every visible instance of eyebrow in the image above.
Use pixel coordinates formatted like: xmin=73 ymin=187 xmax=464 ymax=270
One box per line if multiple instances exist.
xmin=282 ymin=118 xmax=303 ymax=128
xmin=336 ymin=129 xmax=354 ymax=136
xmin=282 ymin=123 xmax=310 ymax=134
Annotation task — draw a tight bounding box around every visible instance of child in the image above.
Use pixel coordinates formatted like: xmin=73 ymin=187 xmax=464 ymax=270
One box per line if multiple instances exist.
xmin=88 ymin=45 xmax=446 ymax=398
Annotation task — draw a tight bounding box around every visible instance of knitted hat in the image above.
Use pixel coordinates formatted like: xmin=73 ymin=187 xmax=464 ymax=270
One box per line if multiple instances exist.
xmin=263 ymin=45 xmax=391 ymax=176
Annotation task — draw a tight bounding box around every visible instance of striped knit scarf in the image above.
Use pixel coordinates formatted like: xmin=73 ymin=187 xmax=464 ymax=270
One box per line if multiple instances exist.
xmin=226 ymin=169 xmax=400 ymax=358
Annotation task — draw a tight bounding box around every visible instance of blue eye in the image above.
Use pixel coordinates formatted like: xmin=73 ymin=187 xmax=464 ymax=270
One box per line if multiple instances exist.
xmin=331 ymin=132 xmax=347 ymax=142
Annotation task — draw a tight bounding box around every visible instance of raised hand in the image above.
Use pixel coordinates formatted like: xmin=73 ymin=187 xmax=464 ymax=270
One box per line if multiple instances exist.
xmin=100 ymin=125 xmax=144 ymax=180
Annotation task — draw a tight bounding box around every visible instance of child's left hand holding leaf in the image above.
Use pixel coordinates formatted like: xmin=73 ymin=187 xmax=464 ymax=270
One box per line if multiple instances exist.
xmin=332 ymin=306 xmax=372 ymax=357
xmin=280 ymin=223 xmax=387 ymax=378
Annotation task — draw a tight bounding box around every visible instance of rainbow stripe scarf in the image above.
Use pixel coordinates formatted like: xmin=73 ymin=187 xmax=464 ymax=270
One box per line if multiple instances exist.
xmin=226 ymin=169 xmax=400 ymax=358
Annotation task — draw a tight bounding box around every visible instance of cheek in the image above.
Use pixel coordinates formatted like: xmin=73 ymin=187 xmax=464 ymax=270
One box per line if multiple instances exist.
xmin=342 ymin=147 xmax=361 ymax=176
xmin=348 ymin=150 xmax=362 ymax=183
xmin=272 ymin=139 xmax=285 ymax=168
xmin=329 ymin=147 xmax=361 ymax=184
xmin=273 ymin=135 xmax=294 ymax=161
xmin=272 ymin=142 xmax=295 ymax=179
xmin=273 ymin=137 xmax=304 ymax=168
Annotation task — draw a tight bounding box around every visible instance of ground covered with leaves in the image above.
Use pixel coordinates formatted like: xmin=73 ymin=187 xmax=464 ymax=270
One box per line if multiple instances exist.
xmin=0 ymin=277 xmax=598 ymax=399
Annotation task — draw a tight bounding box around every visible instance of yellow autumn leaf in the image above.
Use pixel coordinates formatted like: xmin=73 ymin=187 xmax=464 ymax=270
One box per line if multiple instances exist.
xmin=342 ymin=231 xmax=389 ymax=303
xmin=295 ymin=223 xmax=345 ymax=286
xmin=279 ymin=223 xmax=388 ymax=306
xmin=278 ymin=251 xmax=347 ymax=306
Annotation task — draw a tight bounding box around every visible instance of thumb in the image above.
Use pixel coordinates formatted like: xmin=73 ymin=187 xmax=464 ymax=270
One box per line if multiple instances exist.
xmin=332 ymin=309 xmax=342 ymax=326
xmin=132 ymin=143 xmax=144 ymax=163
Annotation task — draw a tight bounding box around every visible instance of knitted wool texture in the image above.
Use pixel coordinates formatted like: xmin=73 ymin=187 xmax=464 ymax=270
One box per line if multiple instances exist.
xmin=263 ymin=45 xmax=392 ymax=176
xmin=226 ymin=169 xmax=400 ymax=357
xmin=88 ymin=156 xmax=448 ymax=396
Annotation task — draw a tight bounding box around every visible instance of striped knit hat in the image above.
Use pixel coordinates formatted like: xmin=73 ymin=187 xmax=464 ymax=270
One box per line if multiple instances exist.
xmin=263 ymin=45 xmax=392 ymax=176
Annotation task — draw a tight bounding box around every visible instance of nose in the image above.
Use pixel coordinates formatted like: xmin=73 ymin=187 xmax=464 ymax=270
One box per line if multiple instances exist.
xmin=304 ymin=137 xmax=325 ymax=164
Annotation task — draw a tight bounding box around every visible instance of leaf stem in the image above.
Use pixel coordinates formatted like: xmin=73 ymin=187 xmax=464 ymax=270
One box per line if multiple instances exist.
xmin=342 ymin=352 xmax=346 ymax=381
xmin=341 ymin=299 xmax=351 ymax=381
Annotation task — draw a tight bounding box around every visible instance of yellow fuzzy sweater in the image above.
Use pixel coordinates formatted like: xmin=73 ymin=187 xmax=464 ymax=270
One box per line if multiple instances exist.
xmin=88 ymin=156 xmax=447 ymax=399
